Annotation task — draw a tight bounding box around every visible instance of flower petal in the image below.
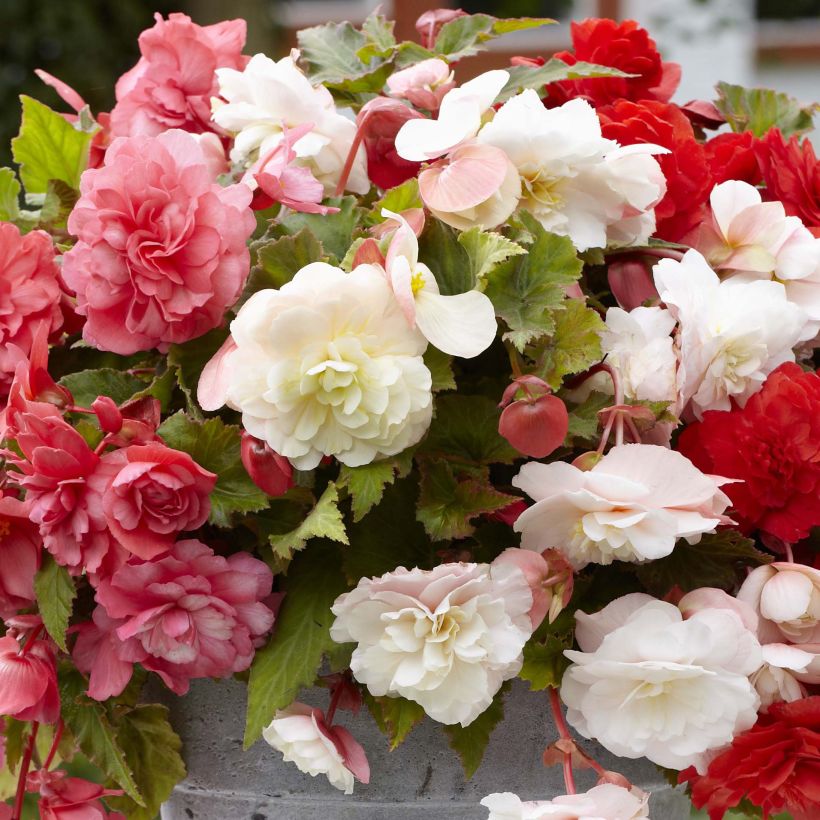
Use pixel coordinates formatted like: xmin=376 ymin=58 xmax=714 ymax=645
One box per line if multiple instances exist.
xmin=414 ymin=288 xmax=497 ymax=358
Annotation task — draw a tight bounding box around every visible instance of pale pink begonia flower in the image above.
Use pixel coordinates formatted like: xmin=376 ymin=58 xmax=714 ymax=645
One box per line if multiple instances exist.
xmin=513 ymin=444 xmax=733 ymax=569
xmin=386 ymin=58 xmax=455 ymax=112
xmin=379 ymin=208 xmax=497 ymax=358
xmin=481 ymin=783 xmax=650 ymax=819
xmin=751 ymin=643 xmax=812 ymax=710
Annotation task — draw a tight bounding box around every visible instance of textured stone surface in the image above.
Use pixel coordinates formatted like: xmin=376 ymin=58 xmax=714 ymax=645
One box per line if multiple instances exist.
xmin=160 ymin=677 xmax=689 ymax=819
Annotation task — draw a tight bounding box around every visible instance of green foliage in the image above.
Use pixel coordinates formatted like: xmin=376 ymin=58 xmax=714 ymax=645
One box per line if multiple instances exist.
xmin=520 ymin=630 xmax=573 ymax=691
xmin=365 ymin=694 xmax=426 ymax=750
xmin=371 ymin=178 xmax=422 ymax=219
xmin=484 ymin=215 xmax=584 ymax=352
xmin=418 ymin=219 xmax=473 ymax=295
xmin=433 ymin=14 xmax=555 ymax=61
xmin=245 ymin=542 xmax=349 ymax=747
xmin=443 ymin=685 xmax=508 ymax=778
xmin=277 ymin=196 xmax=365 ymax=262
xmin=424 ymin=346 xmax=456 ymax=392
xmin=715 ymin=81 xmax=816 ymax=138
xmin=12 ymin=95 xmax=95 ymax=193
xmin=166 ymin=326 xmax=228 ymax=416
xmin=457 ymin=227 xmax=527 ymax=287
xmin=33 ymin=554 xmax=75 ymax=652
xmin=564 ymin=391 xmax=610 ymax=443
xmin=268 ymin=482 xmax=348 ymax=560
xmin=536 ymin=300 xmax=605 ymax=389
xmin=358 ymin=12 xmax=397 ymax=61
xmin=59 ymin=368 xmax=143 ymax=407
xmin=499 ymin=59 xmax=632 ymax=103
xmin=0 ymin=167 xmax=21 ymax=222
xmin=157 ymin=412 xmax=269 ymax=527
xmin=338 ymin=454 xmax=412 ymax=522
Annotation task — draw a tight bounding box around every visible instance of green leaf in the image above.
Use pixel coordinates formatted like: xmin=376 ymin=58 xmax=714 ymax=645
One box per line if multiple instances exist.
xmin=443 ymin=684 xmax=508 ymax=778
xmin=434 ymin=14 xmax=555 ymax=61
xmin=484 ymin=215 xmax=583 ymax=352
xmin=338 ymin=458 xmax=408 ymax=523
xmin=157 ymin=412 xmax=269 ymax=527
xmin=520 ymin=630 xmax=573 ymax=691
xmin=365 ymin=693 xmax=426 ymax=750
xmin=2 ymin=719 xmax=26 ymax=773
xmin=59 ymin=368 xmax=143 ymax=407
xmin=418 ymin=219 xmax=473 ymax=295
xmin=278 ymin=196 xmax=365 ymax=262
xmin=243 ymin=228 xmax=326 ymax=306
xmin=537 ymin=300 xmax=605 ymax=389
xmin=129 ymin=367 xmax=176 ymax=413
xmin=635 ymin=530 xmax=774 ymax=596
xmin=371 ymin=178 xmax=422 ymax=219
xmin=269 ymin=482 xmax=348 ymax=560
xmin=563 ymin=391 xmax=610 ymax=443
xmin=457 ymin=227 xmax=527 ymax=287
xmin=416 ymin=460 xmax=515 ymax=541
xmin=166 ymin=326 xmax=229 ymax=416
xmin=499 ymin=59 xmax=632 ymax=103
xmin=105 ymin=705 xmax=186 ymax=820
xmin=424 ymin=346 xmax=456 ymax=392
xmin=394 ymin=42 xmax=438 ymax=69
xmin=245 ymin=542 xmax=349 ymax=747
xmin=715 ymin=81 xmax=817 ymax=138
xmin=420 ymin=394 xmax=518 ymax=465
xmin=0 ymin=167 xmax=21 ymax=222
xmin=59 ymin=666 xmax=143 ymax=805
xmin=33 ymin=554 xmax=75 ymax=651
xmin=12 ymin=96 xmax=95 ymax=194
xmin=359 ymin=12 xmax=397 ymax=58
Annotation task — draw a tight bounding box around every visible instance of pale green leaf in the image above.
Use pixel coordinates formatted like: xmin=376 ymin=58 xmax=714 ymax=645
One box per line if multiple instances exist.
xmin=0 ymin=167 xmax=21 ymax=221
xmin=339 ymin=461 xmax=399 ymax=522
xmin=499 ymin=59 xmax=633 ymax=103
xmin=34 ymin=554 xmax=75 ymax=651
xmin=715 ymin=81 xmax=816 ymax=138
xmin=269 ymin=482 xmax=348 ymax=560
xmin=457 ymin=227 xmax=526 ymax=287
xmin=371 ymin=178 xmax=422 ymax=221
xmin=537 ymin=299 xmax=605 ymax=389
xmin=434 ymin=14 xmax=554 ymax=61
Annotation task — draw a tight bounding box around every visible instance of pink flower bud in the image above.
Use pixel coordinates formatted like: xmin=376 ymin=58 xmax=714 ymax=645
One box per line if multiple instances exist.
xmin=415 ymin=8 xmax=468 ymax=49
xmin=240 ymin=432 xmax=294 ymax=497
xmin=499 ymin=394 xmax=569 ymax=458
xmin=607 ymin=258 xmax=658 ymax=310
xmin=91 ymin=396 xmax=123 ymax=434
xmin=386 ymin=59 xmax=454 ymax=112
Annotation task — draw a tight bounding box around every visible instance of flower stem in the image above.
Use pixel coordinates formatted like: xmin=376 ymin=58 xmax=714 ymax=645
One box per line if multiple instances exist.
xmin=548 ymin=688 xmax=576 ymax=795
xmin=785 ymin=542 xmax=795 ymax=563
xmin=21 ymin=624 xmax=44 ymax=655
xmin=326 ymin=680 xmax=345 ymax=726
xmin=334 ymin=110 xmax=371 ymax=197
xmin=43 ymin=719 xmax=64 ymax=771
xmin=12 ymin=722 xmax=38 ymax=820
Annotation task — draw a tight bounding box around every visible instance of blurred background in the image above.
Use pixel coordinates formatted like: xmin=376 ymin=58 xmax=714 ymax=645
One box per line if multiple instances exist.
xmin=2 ymin=0 xmax=820 ymax=162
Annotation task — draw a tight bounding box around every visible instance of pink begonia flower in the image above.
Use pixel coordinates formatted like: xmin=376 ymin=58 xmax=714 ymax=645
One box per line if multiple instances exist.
xmin=240 ymin=432 xmax=294 ymax=497
xmin=415 ymin=8 xmax=467 ymax=49
xmin=192 ymin=132 xmax=230 ymax=179
xmin=263 ymin=703 xmax=370 ymax=794
xmin=513 ymin=444 xmax=733 ymax=569
xmin=0 ymin=224 xmax=63 ymax=396
xmin=28 ymin=770 xmax=125 ymax=820
xmin=62 ymin=129 xmax=254 ymax=355
xmin=248 ymin=123 xmax=339 ymax=214
xmin=73 ymin=539 xmax=275 ymax=699
xmin=418 ymin=140 xmax=520 ymax=231
xmin=0 ymin=633 xmax=59 ymax=723
xmin=379 ymin=208 xmax=497 ymax=357
xmin=481 ymin=783 xmax=650 ymax=819
xmin=395 ymin=69 xmax=509 ymax=162
xmin=110 ymin=13 xmax=247 ymax=137
xmin=0 ymin=492 xmax=41 ymax=618
xmin=690 ymin=180 xmax=820 ymax=333
xmin=386 ymin=58 xmax=455 ymax=112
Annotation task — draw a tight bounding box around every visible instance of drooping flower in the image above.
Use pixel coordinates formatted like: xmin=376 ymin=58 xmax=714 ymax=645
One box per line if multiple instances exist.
xmin=561 ymin=593 xmax=762 ymax=771
xmin=678 ymin=363 xmax=820 ymax=543
xmin=212 ymin=52 xmax=368 ymax=194
xmin=200 ymin=262 xmax=433 ymax=470
xmin=110 ymin=13 xmax=247 ymax=137
xmin=653 ymin=250 xmax=809 ymax=418
xmin=330 ymin=558 xmax=536 ymax=726
xmin=386 ymin=59 xmax=454 ymax=112
xmin=62 ymin=129 xmax=254 ymax=355
xmin=0 ymin=224 xmax=63 ymax=396
xmin=544 ymin=17 xmax=680 ymax=107
xmin=379 ymin=208 xmax=497 ymax=358
xmin=481 ymin=783 xmax=650 ymax=819
xmin=263 ymin=703 xmax=370 ymax=794
xmin=0 ymin=492 xmax=40 ymax=618
xmin=29 ymin=770 xmax=126 ymax=820
xmin=477 ymin=93 xmax=666 ymax=251
xmin=680 ymin=697 xmax=820 ymax=820
xmin=497 ymin=376 xmax=569 ymax=460
xmin=0 ymin=633 xmax=59 ymax=723
xmin=513 ymin=444 xmax=732 ymax=569
xmin=73 ymin=539 xmax=275 ymax=698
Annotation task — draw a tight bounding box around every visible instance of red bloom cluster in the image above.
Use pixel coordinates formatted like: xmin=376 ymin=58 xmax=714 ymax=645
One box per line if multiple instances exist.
xmin=679 ymin=363 xmax=820 ymax=544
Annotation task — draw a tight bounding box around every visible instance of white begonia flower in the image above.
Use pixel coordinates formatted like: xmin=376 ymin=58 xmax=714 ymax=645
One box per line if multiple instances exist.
xmin=561 ymin=593 xmax=762 ymax=772
xmin=330 ymin=559 xmax=535 ymax=726
xmin=477 ymin=92 xmax=667 ymax=251
xmin=751 ymin=643 xmax=811 ymax=710
xmin=394 ymin=69 xmax=510 ymax=162
xmin=218 ymin=262 xmax=432 ymax=470
xmin=653 ymin=249 xmax=810 ymax=419
xmin=481 ymin=784 xmax=650 ymax=820
xmin=212 ymin=51 xmax=368 ymax=194
xmin=600 ymin=306 xmax=678 ymax=405
xmin=380 ymin=208 xmax=497 ymax=358
xmin=513 ymin=444 xmax=732 ymax=570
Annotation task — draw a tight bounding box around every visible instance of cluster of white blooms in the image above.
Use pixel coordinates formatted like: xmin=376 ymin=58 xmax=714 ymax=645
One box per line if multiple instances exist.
xmin=481 ymin=784 xmax=650 ymax=819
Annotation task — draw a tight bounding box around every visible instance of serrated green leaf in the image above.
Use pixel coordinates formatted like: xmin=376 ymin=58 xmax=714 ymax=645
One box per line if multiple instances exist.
xmin=635 ymin=530 xmax=773 ymax=596
xmin=434 ymin=14 xmax=554 ymax=61
xmin=537 ymin=300 xmax=605 ymax=389
xmin=12 ymin=96 xmax=95 ymax=194
xmin=157 ymin=412 xmax=269 ymax=526
xmin=0 ymin=167 xmax=21 ymax=222
xmin=105 ymin=705 xmax=185 ymax=820
xmin=269 ymin=482 xmax=348 ymax=559
xmin=245 ymin=542 xmax=349 ymax=747
xmin=444 ymin=684 xmax=508 ymax=778
xmin=166 ymin=326 xmax=229 ymax=416
xmin=520 ymin=626 xmax=573 ymax=691
xmin=499 ymin=59 xmax=632 ymax=103
xmin=563 ymin=390 xmax=610 ymax=443
xmin=278 ymin=196 xmax=365 ymax=262
xmin=365 ymin=693 xmax=426 ymax=750
xmin=59 ymin=368 xmax=144 ymax=407
xmin=484 ymin=215 xmax=583 ymax=352
xmin=394 ymin=42 xmax=438 ymax=68
xmin=34 ymin=554 xmax=75 ymax=651
xmin=360 ymin=12 xmax=396 ymax=55
xmin=338 ymin=461 xmax=400 ymax=522
xmin=715 ymin=81 xmax=816 ymax=138
xmin=371 ymin=178 xmax=422 ymax=221
xmin=424 ymin=346 xmax=456 ymax=392
xmin=418 ymin=219 xmax=473 ymax=295
xmin=457 ymin=227 xmax=527 ymax=287
xmin=59 ymin=666 xmax=144 ymax=805
xmin=420 ymin=394 xmax=519 ymax=465
xmin=416 ymin=460 xmax=515 ymax=541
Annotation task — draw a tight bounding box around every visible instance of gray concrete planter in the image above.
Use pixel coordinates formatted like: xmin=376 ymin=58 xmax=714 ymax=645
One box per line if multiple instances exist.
xmin=160 ymin=677 xmax=690 ymax=819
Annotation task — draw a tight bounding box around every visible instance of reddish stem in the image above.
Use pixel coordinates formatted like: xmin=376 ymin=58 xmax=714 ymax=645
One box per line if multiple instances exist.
xmin=43 ymin=719 xmax=64 ymax=771
xmin=326 ymin=680 xmax=346 ymax=726
xmin=21 ymin=624 xmax=44 ymax=655
xmin=549 ymin=688 xmax=576 ymax=795
xmin=12 ymin=722 xmax=39 ymax=820
xmin=334 ymin=109 xmax=372 ymax=197
xmin=64 ymin=405 xmax=94 ymax=415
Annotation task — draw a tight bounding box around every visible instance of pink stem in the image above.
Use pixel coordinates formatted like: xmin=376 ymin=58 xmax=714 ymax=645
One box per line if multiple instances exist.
xmin=42 ymin=719 xmax=64 ymax=771
xmin=12 ymin=722 xmax=38 ymax=820
xmin=785 ymin=542 xmax=795 ymax=563
xmin=334 ymin=110 xmax=373 ymax=197
xmin=549 ymin=688 xmax=576 ymax=795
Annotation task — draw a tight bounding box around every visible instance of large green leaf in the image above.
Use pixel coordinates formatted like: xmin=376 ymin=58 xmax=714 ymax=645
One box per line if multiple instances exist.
xmin=715 ymin=81 xmax=816 ymax=138
xmin=424 ymin=346 xmax=456 ymax=392
xmin=0 ymin=167 xmax=21 ymax=222
xmin=457 ymin=227 xmax=527 ymax=287
xmin=434 ymin=14 xmax=555 ymax=61
xmin=338 ymin=454 xmax=412 ymax=523
xmin=157 ymin=412 xmax=269 ymax=526
xmin=59 ymin=368 xmax=144 ymax=408
xmin=418 ymin=219 xmax=473 ymax=295
xmin=244 ymin=542 xmax=349 ymax=747
xmin=520 ymin=632 xmax=573 ymax=691
xmin=498 ymin=59 xmax=632 ymax=103
xmin=443 ymin=684 xmax=508 ymax=778
xmin=33 ymin=555 xmax=75 ymax=652
xmin=12 ymin=96 xmax=95 ymax=193
xmin=365 ymin=693 xmax=426 ymax=750
xmin=278 ymin=196 xmax=365 ymax=262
